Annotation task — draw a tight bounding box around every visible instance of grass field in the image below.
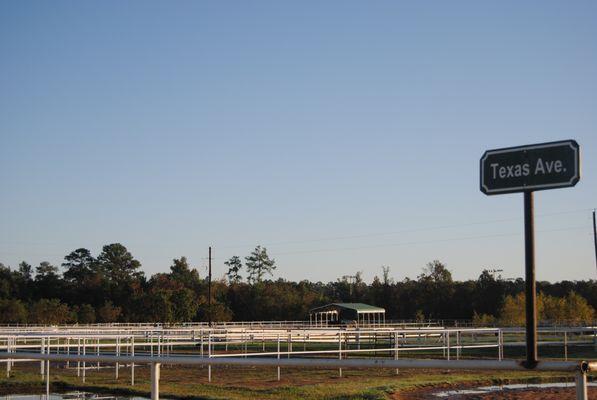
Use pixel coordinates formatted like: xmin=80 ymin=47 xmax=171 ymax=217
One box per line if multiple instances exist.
xmin=0 ymin=360 xmax=594 ymax=400
xmin=1 ymin=340 xmax=594 ymax=399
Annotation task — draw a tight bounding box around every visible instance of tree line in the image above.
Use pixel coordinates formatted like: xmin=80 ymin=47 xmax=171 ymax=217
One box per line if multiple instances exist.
xmin=0 ymin=244 xmax=594 ymax=325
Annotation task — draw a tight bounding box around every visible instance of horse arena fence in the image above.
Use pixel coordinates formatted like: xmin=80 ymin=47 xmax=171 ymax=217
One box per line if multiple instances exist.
xmin=0 ymin=322 xmax=595 ymax=400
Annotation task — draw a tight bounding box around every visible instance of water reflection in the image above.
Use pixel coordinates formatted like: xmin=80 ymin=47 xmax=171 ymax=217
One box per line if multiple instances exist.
xmin=434 ymin=381 xmax=597 ymax=397
xmin=0 ymin=393 xmax=152 ymax=400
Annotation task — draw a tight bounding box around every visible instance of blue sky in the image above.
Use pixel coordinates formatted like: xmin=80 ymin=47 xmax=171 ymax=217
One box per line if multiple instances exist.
xmin=1 ymin=1 xmax=596 ymax=283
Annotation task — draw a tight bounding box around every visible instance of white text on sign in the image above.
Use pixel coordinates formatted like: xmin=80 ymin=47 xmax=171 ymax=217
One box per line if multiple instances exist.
xmin=490 ymin=158 xmax=565 ymax=180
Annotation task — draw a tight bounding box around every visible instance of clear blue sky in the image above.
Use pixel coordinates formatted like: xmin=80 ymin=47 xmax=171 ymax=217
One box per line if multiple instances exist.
xmin=1 ymin=1 xmax=596 ymax=283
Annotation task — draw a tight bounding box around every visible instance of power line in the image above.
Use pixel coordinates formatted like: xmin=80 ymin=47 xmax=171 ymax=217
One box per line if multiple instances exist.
xmin=219 ymin=208 xmax=592 ymax=250
xmin=1 ymin=209 xmax=593 ymax=265
xmin=3 ymin=225 xmax=590 ymax=261
xmin=0 ymin=208 xmax=590 ymax=251
xmin=268 ymin=225 xmax=590 ymax=257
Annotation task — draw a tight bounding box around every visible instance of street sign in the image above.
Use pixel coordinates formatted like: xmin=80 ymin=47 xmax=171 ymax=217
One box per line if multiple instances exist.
xmin=480 ymin=139 xmax=581 ymax=369
xmin=480 ymin=140 xmax=580 ymax=195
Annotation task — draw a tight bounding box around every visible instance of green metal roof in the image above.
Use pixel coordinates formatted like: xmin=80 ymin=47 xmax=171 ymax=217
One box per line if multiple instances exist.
xmin=309 ymin=302 xmax=385 ymax=314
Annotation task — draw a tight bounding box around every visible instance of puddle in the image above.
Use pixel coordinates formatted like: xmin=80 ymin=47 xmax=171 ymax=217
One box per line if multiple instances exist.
xmin=433 ymin=381 xmax=597 ymax=397
xmin=0 ymin=393 xmax=156 ymax=400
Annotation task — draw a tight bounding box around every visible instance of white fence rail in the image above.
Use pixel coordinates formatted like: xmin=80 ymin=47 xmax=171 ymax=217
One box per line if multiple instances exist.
xmin=0 ymin=324 xmax=595 ymax=400
xmin=0 ymin=352 xmax=594 ymax=400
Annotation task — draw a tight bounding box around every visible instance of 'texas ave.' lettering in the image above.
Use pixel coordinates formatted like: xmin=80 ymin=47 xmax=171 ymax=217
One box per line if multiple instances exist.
xmin=490 ymin=158 xmax=565 ymax=180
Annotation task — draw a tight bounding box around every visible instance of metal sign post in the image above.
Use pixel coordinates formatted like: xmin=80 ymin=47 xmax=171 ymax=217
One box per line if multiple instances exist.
xmin=480 ymin=139 xmax=580 ymax=368
xmin=523 ymin=191 xmax=537 ymax=366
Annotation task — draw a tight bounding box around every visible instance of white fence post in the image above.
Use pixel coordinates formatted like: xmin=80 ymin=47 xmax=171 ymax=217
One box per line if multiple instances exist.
xmin=564 ymin=331 xmax=568 ymax=361
xmin=396 ymin=331 xmax=401 ymax=375
xmin=116 ymin=336 xmax=120 ymax=380
xmin=40 ymin=337 xmax=45 ymax=377
xmin=498 ymin=328 xmax=504 ymax=361
xmin=456 ymin=330 xmax=460 ymax=360
xmin=45 ymin=359 xmax=50 ymax=398
xmin=4 ymin=338 xmax=8 ymax=378
xmin=131 ymin=335 xmax=135 ymax=385
xmin=77 ymin=337 xmax=80 ymax=377
xmin=151 ymin=362 xmax=161 ymax=400
xmin=338 ymin=332 xmax=342 ymax=378
xmin=277 ymin=334 xmax=280 ymax=381
xmin=446 ymin=332 xmax=450 ymax=361
xmin=82 ymin=338 xmax=86 ymax=383
xmin=208 ymin=333 xmax=212 ymax=383
xmin=575 ymin=370 xmax=587 ymax=400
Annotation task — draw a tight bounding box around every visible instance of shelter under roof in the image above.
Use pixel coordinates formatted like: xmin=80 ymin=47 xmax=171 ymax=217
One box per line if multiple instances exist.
xmin=309 ymin=303 xmax=385 ymax=326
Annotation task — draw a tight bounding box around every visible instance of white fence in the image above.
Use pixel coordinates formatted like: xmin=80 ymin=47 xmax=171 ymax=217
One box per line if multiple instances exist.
xmin=0 ymin=352 xmax=594 ymax=400
xmin=0 ymin=324 xmax=595 ymax=400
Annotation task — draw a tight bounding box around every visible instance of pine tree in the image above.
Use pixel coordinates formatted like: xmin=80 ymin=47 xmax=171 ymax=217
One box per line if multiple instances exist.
xmin=245 ymin=246 xmax=275 ymax=284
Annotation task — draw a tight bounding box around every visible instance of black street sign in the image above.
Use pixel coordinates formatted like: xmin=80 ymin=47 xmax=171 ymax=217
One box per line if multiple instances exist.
xmin=480 ymin=139 xmax=581 ymax=369
xmin=480 ymin=140 xmax=580 ymax=195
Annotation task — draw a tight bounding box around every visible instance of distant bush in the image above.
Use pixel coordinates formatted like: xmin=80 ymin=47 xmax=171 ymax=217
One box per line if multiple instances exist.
xmin=559 ymin=291 xmax=595 ymax=325
xmin=75 ymin=303 xmax=97 ymax=324
xmin=97 ymin=300 xmax=122 ymax=323
xmin=472 ymin=311 xmax=496 ymax=326
xmin=499 ymin=291 xmax=595 ymax=326
xmin=29 ymin=299 xmax=73 ymax=324
xmin=0 ymin=298 xmax=28 ymax=324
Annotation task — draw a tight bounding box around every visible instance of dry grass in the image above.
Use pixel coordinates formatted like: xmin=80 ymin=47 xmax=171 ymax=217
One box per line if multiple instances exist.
xmin=1 ymin=361 xmax=590 ymax=400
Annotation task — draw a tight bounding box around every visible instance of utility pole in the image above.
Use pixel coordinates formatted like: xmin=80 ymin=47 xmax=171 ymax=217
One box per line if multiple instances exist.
xmin=593 ymin=209 xmax=597 ymax=274
xmin=208 ymin=246 xmax=212 ymax=327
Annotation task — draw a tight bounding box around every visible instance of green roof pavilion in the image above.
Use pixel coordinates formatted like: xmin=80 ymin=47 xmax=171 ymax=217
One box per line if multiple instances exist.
xmin=309 ymin=303 xmax=386 ymax=326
